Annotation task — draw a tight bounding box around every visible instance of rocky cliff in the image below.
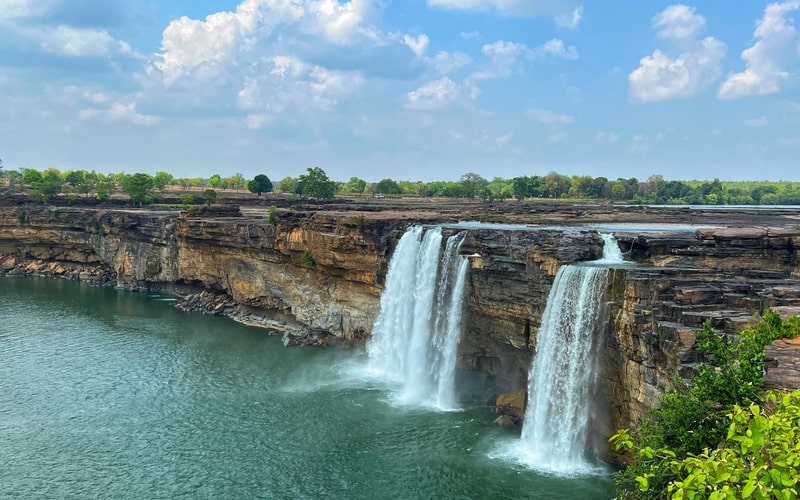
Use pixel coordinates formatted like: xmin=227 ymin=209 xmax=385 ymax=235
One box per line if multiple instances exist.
xmin=2 ymin=202 xmax=800 ymax=442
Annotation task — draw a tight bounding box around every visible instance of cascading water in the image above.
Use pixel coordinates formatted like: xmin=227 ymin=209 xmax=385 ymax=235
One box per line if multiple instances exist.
xmin=517 ymin=233 xmax=624 ymax=473
xmin=367 ymin=226 xmax=469 ymax=410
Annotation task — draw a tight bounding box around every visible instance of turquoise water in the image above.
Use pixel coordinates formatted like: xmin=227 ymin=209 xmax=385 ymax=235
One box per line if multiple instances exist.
xmin=0 ymin=277 xmax=614 ymax=499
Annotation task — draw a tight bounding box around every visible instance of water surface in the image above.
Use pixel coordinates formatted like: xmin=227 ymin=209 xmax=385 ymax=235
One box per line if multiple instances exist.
xmin=0 ymin=277 xmax=614 ymax=499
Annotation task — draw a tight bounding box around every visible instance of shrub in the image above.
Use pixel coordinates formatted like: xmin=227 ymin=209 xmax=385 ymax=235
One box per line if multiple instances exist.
xmin=612 ymin=311 xmax=800 ymax=499
xmin=300 ymin=250 xmax=315 ymax=269
xmin=268 ymin=206 xmax=277 ymax=225
xmin=351 ymin=214 xmax=365 ymax=232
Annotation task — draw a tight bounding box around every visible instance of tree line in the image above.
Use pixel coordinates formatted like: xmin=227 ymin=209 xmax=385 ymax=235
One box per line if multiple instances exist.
xmin=2 ymin=162 xmax=800 ymax=205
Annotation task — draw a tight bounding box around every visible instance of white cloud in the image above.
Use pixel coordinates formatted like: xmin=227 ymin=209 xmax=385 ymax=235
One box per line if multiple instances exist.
xmin=79 ymin=101 xmax=159 ymax=126
xmin=595 ymin=130 xmax=620 ymax=143
xmin=555 ymin=6 xmax=582 ymax=29
xmin=308 ymin=0 xmax=371 ymax=43
xmin=533 ymin=39 xmax=579 ymax=59
xmin=548 ymin=130 xmax=566 ymax=143
xmin=718 ymin=1 xmax=800 ymax=99
xmin=477 ymin=40 xmax=528 ymax=77
xmin=406 ymin=77 xmax=470 ymax=110
xmin=404 ymin=34 xmax=430 ymax=58
xmin=629 ymin=5 xmax=725 ymax=102
xmin=236 ymin=59 xmax=364 ymax=118
xmin=427 ymin=0 xmax=582 ymax=22
xmin=527 ymin=107 xmax=574 ymax=124
xmin=0 ymin=0 xmax=49 ymax=21
xmin=427 ymin=51 xmax=472 ymax=75
xmin=654 ymin=4 xmax=705 ymax=40
xmin=744 ymin=116 xmax=769 ymax=127
xmin=448 ymin=129 xmax=463 ymax=140
xmin=33 ymin=25 xmax=135 ymax=57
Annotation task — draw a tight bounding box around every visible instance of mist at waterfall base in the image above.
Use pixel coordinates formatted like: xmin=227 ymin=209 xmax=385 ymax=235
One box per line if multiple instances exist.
xmin=492 ymin=233 xmax=625 ymax=475
xmin=1 ymin=277 xmax=613 ymax=498
xmin=365 ymin=226 xmax=469 ymax=411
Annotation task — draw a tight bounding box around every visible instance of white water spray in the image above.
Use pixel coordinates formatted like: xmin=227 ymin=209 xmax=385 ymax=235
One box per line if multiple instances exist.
xmin=518 ymin=233 xmax=624 ymax=473
xmin=367 ymin=227 xmax=469 ymax=410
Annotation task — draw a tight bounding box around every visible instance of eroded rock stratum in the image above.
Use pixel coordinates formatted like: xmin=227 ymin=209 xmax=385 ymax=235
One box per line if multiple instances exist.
xmin=2 ymin=200 xmax=799 ymax=437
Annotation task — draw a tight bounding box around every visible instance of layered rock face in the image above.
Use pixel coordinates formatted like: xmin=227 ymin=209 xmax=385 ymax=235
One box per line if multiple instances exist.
xmin=2 ymin=202 xmax=800 ymax=439
xmin=606 ymin=228 xmax=800 ymax=430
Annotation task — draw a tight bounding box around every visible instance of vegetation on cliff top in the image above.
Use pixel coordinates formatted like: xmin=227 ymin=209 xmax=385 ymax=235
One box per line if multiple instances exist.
xmin=4 ymin=162 xmax=800 ymax=206
xmin=612 ymin=310 xmax=800 ymax=499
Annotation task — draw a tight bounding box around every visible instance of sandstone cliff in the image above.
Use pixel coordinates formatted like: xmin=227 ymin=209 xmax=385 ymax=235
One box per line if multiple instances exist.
xmin=2 ymin=201 xmax=800 ymax=441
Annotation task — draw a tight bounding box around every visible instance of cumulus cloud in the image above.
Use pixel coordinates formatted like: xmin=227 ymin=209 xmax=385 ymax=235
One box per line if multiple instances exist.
xmin=629 ymin=4 xmax=726 ymax=102
xmin=404 ymin=34 xmax=430 ymax=58
xmin=427 ymin=0 xmax=583 ymax=25
xmin=532 ymin=39 xmax=579 ymax=59
xmin=236 ymin=56 xmax=365 ymax=119
xmin=653 ymin=4 xmax=705 ymax=40
xmin=718 ymin=1 xmax=800 ymax=99
xmin=0 ymin=0 xmax=140 ymax=59
xmin=527 ymin=107 xmax=574 ymax=124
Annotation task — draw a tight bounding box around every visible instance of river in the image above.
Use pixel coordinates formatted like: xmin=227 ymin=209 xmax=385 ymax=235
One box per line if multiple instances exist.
xmin=0 ymin=277 xmax=614 ymax=499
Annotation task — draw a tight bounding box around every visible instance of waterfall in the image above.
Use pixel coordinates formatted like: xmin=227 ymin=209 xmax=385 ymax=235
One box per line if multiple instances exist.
xmin=367 ymin=226 xmax=469 ymax=410
xmin=518 ymin=233 xmax=624 ymax=473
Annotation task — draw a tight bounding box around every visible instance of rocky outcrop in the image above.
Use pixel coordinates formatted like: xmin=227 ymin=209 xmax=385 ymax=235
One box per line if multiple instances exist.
xmin=2 ymin=202 xmax=800 ymax=442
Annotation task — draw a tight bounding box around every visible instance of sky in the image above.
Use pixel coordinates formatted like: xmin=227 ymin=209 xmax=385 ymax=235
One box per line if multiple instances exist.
xmin=0 ymin=0 xmax=799 ymax=183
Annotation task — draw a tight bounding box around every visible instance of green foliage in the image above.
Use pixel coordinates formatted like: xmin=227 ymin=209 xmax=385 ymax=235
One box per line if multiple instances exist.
xmin=180 ymin=193 xmax=206 ymax=205
xmin=153 ymin=171 xmax=173 ymax=191
xmin=374 ymin=178 xmax=403 ymax=195
xmin=612 ymin=311 xmax=800 ymax=499
xmin=345 ymin=176 xmax=367 ymax=194
xmin=666 ymin=391 xmax=800 ymax=499
xmin=459 ymin=172 xmax=489 ymax=199
xmin=226 ymin=173 xmax=246 ymax=191
xmin=248 ymin=174 xmax=273 ymax=196
xmin=120 ymin=173 xmax=155 ymax=205
xmin=17 ymin=210 xmax=28 ymax=225
xmin=267 ymin=205 xmax=277 ymax=225
xmin=351 ymin=214 xmax=365 ymax=232
xmin=297 ymin=167 xmax=336 ymax=199
xmin=202 ymin=189 xmax=218 ymax=205
xmin=300 ymin=250 xmax=315 ymax=268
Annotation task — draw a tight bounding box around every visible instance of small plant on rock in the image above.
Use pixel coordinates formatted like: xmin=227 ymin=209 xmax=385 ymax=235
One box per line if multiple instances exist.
xmin=300 ymin=250 xmax=315 ymax=269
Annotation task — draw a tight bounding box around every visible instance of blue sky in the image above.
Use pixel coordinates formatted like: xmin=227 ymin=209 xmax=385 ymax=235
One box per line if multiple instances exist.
xmin=1 ymin=0 xmax=799 ymax=182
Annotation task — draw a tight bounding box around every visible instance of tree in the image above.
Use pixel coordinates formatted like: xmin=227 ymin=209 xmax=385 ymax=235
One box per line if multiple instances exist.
xmin=227 ymin=173 xmax=246 ymax=191
xmin=120 ymin=173 xmax=155 ymax=205
xmin=276 ymin=176 xmax=298 ymax=194
xmin=202 ymin=189 xmax=218 ymax=205
xmin=95 ymin=174 xmax=115 ymax=201
xmin=374 ymin=178 xmax=402 ymax=195
xmin=459 ymin=172 xmax=489 ymax=199
xmin=611 ymin=183 xmax=627 ymax=200
xmin=153 ymin=171 xmax=173 ymax=191
xmin=208 ymin=174 xmax=224 ymax=189
xmin=346 ymin=176 xmax=367 ymax=194
xmin=247 ymin=174 xmax=273 ymax=196
xmin=22 ymin=168 xmax=43 ymax=186
xmin=297 ymin=167 xmax=336 ymax=199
